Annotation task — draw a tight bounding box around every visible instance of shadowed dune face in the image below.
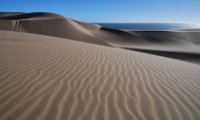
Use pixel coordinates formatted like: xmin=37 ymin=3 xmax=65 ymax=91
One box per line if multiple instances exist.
xmin=0 ymin=30 xmax=200 ymax=120
xmin=133 ymin=31 xmax=200 ymax=44
xmin=0 ymin=12 xmax=111 ymax=46
xmin=17 ymin=19 xmax=103 ymax=44
xmin=0 ymin=12 xmax=24 ymax=17
xmin=124 ymin=48 xmax=200 ymax=64
xmin=0 ymin=12 xmax=200 ymax=64
xmin=74 ymin=20 xmax=101 ymax=30
xmin=0 ymin=12 xmax=66 ymax=20
xmin=91 ymin=29 xmax=200 ymax=64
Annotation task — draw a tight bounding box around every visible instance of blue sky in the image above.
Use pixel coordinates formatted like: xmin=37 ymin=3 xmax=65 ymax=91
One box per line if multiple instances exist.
xmin=0 ymin=0 xmax=200 ymax=23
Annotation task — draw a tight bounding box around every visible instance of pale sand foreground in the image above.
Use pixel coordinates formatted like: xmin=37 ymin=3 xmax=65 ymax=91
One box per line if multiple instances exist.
xmin=0 ymin=30 xmax=200 ymax=120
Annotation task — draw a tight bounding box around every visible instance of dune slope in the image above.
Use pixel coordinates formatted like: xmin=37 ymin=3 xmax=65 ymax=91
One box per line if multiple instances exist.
xmin=1 ymin=12 xmax=200 ymax=65
xmin=0 ymin=12 xmax=110 ymax=46
xmin=0 ymin=30 xmax=200 ymax=120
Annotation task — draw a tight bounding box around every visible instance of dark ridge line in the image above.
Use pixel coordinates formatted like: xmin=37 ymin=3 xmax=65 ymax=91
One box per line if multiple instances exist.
xmin=100 ymin=27 xmax=140 ymax=39
xmin=123 ymin=47 xmax=200 ymax=65
xmin=0 ymin=12 xmax=64 ymax=20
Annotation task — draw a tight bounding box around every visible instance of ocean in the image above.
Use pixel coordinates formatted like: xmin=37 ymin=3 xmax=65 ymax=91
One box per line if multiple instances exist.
xmin=96 ymin=23 xmax=200 ymax=31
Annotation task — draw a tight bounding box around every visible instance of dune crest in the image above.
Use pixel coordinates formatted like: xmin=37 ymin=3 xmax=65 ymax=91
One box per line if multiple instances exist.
xmin=1 ymin=12 xmax=200 ymax=119
xmin=1 ymin=12 xmax=200 ymax=65
xmin=0 ymin=30 xmax=200 ymax=120
xmin=0 ymin=12 xmax=111 ymax=46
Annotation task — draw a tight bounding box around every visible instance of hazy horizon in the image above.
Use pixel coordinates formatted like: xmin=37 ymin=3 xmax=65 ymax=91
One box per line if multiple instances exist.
xmin=0 ymin=0 xmax=200 ymax=23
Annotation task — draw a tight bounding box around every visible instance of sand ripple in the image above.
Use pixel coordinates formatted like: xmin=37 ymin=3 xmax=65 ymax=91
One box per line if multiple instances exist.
xmin=0 ymin=31 xmax=200 ymax=120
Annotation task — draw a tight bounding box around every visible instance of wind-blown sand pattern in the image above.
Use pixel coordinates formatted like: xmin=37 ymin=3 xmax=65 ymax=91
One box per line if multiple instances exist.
xmin=0 ymin=30 xmax=200 ymax=120
xmin=1 ymin=12 xmax=200 ymax=64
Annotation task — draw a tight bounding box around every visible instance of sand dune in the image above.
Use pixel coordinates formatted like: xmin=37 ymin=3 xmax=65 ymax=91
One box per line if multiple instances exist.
xmin=1 ymin=12 xmax=200 ymax=65
xmin=1 ymin=12 xmax=200 ymax=120
xmin=125 ymin=48 xmax=200 ymax=64
xmin=0 ymin=30 xmax=200 ymax=120
xmin=0 ymin=12 xmax=24 ymax=17
xmin=0 ymin=12 xmax=65 ymax=20
xmin=90 ymin=29 xmax=200 ymax=64
xmin=0 ymin=12 xmax=110 ymax=46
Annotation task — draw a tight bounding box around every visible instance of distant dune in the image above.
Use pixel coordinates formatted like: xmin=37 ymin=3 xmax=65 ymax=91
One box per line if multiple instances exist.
xmin=0 ymin=12 xmax=200 ymax=120
xmin=2 ymin=12 xmax=199 ymax=64
xmin=0 ymin=12 xmax=110 ymax=46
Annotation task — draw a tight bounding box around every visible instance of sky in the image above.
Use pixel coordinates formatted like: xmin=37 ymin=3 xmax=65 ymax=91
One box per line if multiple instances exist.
xmin=0 ymin=0 xmax=200 ymax=23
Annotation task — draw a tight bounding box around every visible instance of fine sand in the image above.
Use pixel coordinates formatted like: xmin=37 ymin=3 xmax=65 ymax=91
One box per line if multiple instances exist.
xmin=1 ymin=12 xmax=200 ymax=64
xmin=0 ymin=12 xmax=200 ymax=120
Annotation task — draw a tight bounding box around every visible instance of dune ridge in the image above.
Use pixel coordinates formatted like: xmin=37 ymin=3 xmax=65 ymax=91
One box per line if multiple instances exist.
xmin=1 ymin=12 xmax=200 ymax=65
xmin=0 ymin=12 xmax=65 ymax=20
xmin=0 ymin=30 xmax=200 ymax=120
xmin=1 ymin=12 xmax=200 ymax=120
xmin=0 ymin=12 xmax=111 ymax=46
xmin=124 ymin=48 xmax=200 ymax=64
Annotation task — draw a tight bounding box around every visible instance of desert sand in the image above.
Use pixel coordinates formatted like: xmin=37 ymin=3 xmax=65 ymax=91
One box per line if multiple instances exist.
xmin=0 ymin=12 xmax=200 ymax=120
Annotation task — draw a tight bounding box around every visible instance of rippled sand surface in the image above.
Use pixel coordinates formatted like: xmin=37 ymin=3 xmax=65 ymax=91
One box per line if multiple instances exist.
xmin=0 ymin=30 xmax=200 ymax=120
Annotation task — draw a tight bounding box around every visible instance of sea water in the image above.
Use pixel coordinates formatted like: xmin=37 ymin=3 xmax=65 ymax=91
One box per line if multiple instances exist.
xmin=96 ymin=23 xmax=200 ymax=31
